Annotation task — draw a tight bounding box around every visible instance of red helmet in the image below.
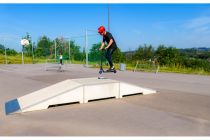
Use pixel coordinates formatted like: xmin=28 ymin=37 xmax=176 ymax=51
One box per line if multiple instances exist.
xmin=98 ymin=26 xmax=105 ymax=34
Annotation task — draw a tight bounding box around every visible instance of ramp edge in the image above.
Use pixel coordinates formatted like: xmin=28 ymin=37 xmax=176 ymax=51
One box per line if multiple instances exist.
xmin=5 ymin=99 xmax=21 ymax=115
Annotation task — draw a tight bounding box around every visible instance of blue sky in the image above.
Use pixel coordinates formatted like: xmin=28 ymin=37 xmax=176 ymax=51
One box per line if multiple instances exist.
xmin=0 ymin=4 xmax=210 ymax=52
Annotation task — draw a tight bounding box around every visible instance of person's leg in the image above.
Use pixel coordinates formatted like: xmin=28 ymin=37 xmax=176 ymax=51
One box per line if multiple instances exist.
xmin=105 ymin=49 xmax=112 ymax=68
xmin=105 ymin=47 xmax=117 ymax=69
xmin=109 ymin=47 xmax=117 ymax=69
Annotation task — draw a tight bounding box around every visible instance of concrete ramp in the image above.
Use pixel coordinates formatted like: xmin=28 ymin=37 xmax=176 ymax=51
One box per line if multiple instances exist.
xmin=5 ymin=77 xmax=156 ymax=115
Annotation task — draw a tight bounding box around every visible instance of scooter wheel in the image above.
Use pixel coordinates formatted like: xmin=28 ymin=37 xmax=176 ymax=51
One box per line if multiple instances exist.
xmin=114 ymin=70 xmax=117 ymax=73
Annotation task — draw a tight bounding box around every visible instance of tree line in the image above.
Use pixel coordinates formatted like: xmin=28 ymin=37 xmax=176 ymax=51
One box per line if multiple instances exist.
xmin=0 ymin=35 xmax=210 ymax=72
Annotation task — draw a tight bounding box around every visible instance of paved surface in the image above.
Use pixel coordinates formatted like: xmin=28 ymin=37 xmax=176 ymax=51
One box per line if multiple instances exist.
xmin=0 ymin=64 xmax=210 ymax=136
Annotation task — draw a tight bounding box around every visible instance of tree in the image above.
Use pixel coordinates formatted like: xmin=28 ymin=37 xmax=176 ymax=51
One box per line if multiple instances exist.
xmin=155 ymin=45 xmax=180 ymax=66
xmin=112 ymin=47 xmax=125 ymax=63
xmin=35 ymin=36 xmax=52 ymax=57
xmin=69 ymin=41 xmax=83 ymax=61
xmin=6 ymin=48 xmax=18 ymax=56
xmin=89 ymin=43 xmax=101 ymax=62
xmin=21 ymin=32 xmax=33 ymax=57
xmin=0 ymin=44 xmax=5 ymax=54
xmin=133 ymin=44 xmax=154 ymax=61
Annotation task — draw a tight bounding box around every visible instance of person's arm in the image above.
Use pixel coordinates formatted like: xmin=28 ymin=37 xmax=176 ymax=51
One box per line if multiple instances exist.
xmin=105 ymin=39 xmax=113 ymax=50
xmin=99 ymin=42 xmax=105 ymax=50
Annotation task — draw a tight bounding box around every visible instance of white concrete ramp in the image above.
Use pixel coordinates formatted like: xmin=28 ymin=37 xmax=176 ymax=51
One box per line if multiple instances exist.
xmin=5 ymin=77 xmax=156 ymax=115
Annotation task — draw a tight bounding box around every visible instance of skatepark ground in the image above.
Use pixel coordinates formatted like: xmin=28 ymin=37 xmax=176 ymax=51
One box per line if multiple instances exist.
xmin=0 ymin=64 xmax=210 ymax=136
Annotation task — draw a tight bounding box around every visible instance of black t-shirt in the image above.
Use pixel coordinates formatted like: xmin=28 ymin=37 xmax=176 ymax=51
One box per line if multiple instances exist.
xmin=103 ymin=32 xmax=117 ymax=48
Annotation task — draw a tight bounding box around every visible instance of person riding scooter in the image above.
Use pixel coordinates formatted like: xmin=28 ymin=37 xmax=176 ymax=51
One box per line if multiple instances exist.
xmin=98 ymin=26 xmax=118 ymax=71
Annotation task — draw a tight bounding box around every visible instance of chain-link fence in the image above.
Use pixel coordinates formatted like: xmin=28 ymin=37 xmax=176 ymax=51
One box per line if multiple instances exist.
xmin=0 ymin=35 xmax=24 ymax=64
xmin=0 ymin=30 xmax=102 ymax=66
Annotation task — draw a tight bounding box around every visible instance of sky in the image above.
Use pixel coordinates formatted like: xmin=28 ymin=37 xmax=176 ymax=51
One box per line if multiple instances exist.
xmin=0 ymin=4 xmax=210 ymax=52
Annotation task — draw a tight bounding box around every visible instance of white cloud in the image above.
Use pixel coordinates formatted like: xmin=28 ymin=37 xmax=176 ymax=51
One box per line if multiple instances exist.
xmin=184 ymin=16 xmax=210 ymax=28
xmin=145 ymin=16 xmax=210 ymax=48
xmin=182 ymin=16 xmax=210 ymax=34
xmin=131 ymin=29 xmax=142 ymax=36
xmin=194 ymin=26 xmax=209 ymax=33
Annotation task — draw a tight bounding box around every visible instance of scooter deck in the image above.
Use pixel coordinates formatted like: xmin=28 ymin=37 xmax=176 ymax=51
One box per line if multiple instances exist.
xmin=99 ymin=68 xmax=117 ymax=74
xmin=104 ymin=69 xmax=117 ymax=73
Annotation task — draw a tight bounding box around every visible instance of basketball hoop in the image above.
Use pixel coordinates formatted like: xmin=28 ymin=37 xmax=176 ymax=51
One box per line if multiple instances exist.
xmin=21 ymin=39 xmax=29 ymax=46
